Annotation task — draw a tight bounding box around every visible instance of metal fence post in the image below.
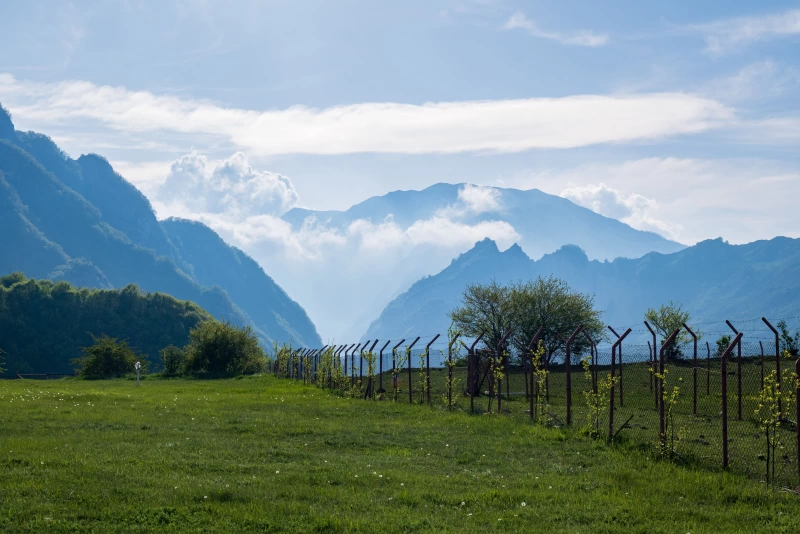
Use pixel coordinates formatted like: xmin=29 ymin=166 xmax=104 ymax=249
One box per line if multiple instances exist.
xmin=683 ymin=323 xmax=698 ymax=416
xmin=608 ymin=326 xmax=624 ymax=406
xmin=763 ymin=318 xmax=782 ymax=418
xmin=796 ymin=358 xmax=800 ymax=481
xmin=495 ymin=331 xmax=513 ymax=413
xmin=407 ymin=337 xmax=420 ymax=403
xmin=565 ymin=326 xmax=582 ymax=425
xmin=720 ymin=333 xmax=742 ymax=469
xmin=659 ymin=329 xmax=680 ymax=448
xmin=447 ymin=333 xmax=461 ymax=410
xmin=645 ymin=321 xmax=658 ymax=410
xmin=725 ymin=321 xmax=743 ymax=421
xmin=706 ymin=341 xmax=711 ymax=395
xmin=609 ymin=328 xmax=632 ymax=441
xmin=378 ymin=340 xmax=391 ymax=396
xmin=391 ymin=339 xmax=405 ymax=399
xmin=528 ymin=328 xmax=544 ymax=420
xmin=425 ymin=335 xmax=441 ymax=404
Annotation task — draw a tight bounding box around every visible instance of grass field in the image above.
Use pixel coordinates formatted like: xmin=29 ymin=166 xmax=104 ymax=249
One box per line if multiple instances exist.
xmin=2 ymin=375 xmax=800 ymax=533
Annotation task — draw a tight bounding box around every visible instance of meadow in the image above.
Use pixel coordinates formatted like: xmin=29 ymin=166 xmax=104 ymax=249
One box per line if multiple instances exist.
xmin=2 ymin=375 xmax=800 ymax=533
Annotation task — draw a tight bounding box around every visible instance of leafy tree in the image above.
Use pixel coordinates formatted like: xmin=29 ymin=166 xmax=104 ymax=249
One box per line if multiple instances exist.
xmin=72 ymin=335 xmax=146 ymax=379
xmin=715 ymin=334 xmax=732 ymax=357
xmin=184 ymin=321 xmax=265 ymax=375
xmin=0 ymin=273 xmax=213 ymax=376
xmin=449 ymin=280 xmax=513 ymax=351
xmin=644 ymin=301 xmax=700 ymax=361
xmin=509 ymin=276 xmax=604 ymax=365
xmin=160 ymin=345 xmax=186 ymax=376
xmin=776 ymin=320 xmax=799 ymax=357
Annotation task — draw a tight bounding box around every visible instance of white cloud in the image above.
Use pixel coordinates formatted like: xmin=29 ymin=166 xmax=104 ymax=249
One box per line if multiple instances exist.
xmin=509 ymin=157 xmax=800 ymax=246
xmin=457 ymin=184 xmax=501 ymax=214
xmin=0 ymin=74 xmax=732 ymax=156
xmin=159 ymin=150 xmax=299 ymax=217
xmin=694 ymin=8 xmax=800 ymax=55
xmin=560 ymin=183 xmax=680 ymax=240
xmin=504 ymin=12 xmax=608 ymax=47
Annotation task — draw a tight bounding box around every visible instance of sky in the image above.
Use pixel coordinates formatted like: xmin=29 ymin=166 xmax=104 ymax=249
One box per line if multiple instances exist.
xmin=0 ymin=0 xmax=799 ymax=338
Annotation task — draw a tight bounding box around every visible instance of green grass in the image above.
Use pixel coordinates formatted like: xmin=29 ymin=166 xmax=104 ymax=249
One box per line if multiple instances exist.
xmin=2 ymin=375 xmax=800 ymax=533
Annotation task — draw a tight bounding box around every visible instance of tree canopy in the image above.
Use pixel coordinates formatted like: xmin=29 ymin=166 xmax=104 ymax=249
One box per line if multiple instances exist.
xmin=0 ymin=273 xmax=213 ymax=376
xmin=72 ymin=335 xmax=146 ymax=379
xmin=644 ymin=301 xmax=701 ymax=360
xmin=449 ymin=276 xmax=603 ymax=363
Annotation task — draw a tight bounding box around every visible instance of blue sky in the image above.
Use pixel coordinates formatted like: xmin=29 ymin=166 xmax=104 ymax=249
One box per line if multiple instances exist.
xmin=0 ymin=0 xmax=798 ymax=247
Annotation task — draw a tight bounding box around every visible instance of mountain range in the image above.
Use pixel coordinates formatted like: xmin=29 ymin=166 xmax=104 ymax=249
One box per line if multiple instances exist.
xmin=0 ymin=103 xmax=321 ymax=349
xmin=264 ymin=183 xmax=685 ymax=340
xmin=363 ymin=236 xmax=800 ymax=342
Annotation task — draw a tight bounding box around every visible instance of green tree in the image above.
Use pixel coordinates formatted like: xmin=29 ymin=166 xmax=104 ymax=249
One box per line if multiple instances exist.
xmin=184 ymin=321 xmax=265 ymax=375
xmin=72 ymin=335 xmax=146 ymax=379
xmin=509 ymin=276 xmax=604 ymax=365
xmin=160 ymin=345 xmax=186 ymax=376
xmin=776 ymin=320 xmax=799 ymax=357
xmin=715 ymin=334 xmax=732 ymax=357
xmin=644 ymin=301 xmax=700 ymax=361
xmin=449 ymin=280 xmax=513 ymax=351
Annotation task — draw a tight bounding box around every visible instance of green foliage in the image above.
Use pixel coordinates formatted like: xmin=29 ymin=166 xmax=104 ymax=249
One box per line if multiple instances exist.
xmin=448 ymin=279 xmax=512 ymax=351
xmin=755 ymin=354 xmax=798 ymax=485
xmin=0 ymin=273 xmax=213 ymax=376
xmin=715 ymin=334 xmax=732 ymax=357
xmin=450 ymin=276 xmax=604 ymax=367
xmin=580 ymin=355 xmax=612 ymax=440
xmin=72 ymin=334 xmax=146 ymax=379
xmin=644 ymin=301 xmax=700 ymax=361
xmin=159 ymin=345 xmax=186 ymax=377
xmin=776 ymin=320 xmax=800 ymax=356
xmin=509 ymin=276 xmax=604 ymax=365
xmin=184 ymin=321 xmax=266 ymax=376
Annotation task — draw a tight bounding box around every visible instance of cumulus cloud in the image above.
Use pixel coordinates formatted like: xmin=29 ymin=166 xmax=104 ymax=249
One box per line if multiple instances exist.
xmin=560 ymin=183 xmax=680 ymax=239
xmin=457 ymin=184 xmax=501 ymax=214
xmin=159 ymin=151 xmax=299 ymax=217
xmin=0 ymin=74 xmax=732 ymax=156
xmin=692 ymin=8 xmax=800 ymax=55
xmin=504 ymin=11 xmax=608 ymax=47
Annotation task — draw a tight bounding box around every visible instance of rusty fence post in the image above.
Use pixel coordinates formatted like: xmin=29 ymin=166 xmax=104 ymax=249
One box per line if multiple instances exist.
xmin=683 ymin=323 xmax=698 ymax=416
xmin=407 ymin=337 xmax=420 ymax=404
xmin=706 ymin=341 xmax=710 ymax=395
xmin=580 ymin=328 xmax=597 ymax=393
xmin=462 ymin=333 xmax=484 ymax=413
xmin=759 ymin=341 xmax=765 ymax=391
xmin=528 ymin=328 xmax=544 ymax=420
xmin=763 ymin=318 xmax=782 ymax=417
xmin=359 ymin=341 xmax=370 ymax=393
xmin=609 ymin=328 xmax=632 ymax=442
xmin=391 ymin=339 xmax=405 ymax=399
xmin=366 ymin=340 xmax=379 ymax=398
xmin=378 ymin=340 xmax=391 ymax=396
xmin=726 ymin=321 xmax=743 ymax=421
xmin=447 ymin=333 xmax=461 ymax=410
xmin=659 ymin=329 xmax=681 ymax=449
xmin=608 ymin=327 xmax=624 ymax=406
xmin=647 ymin=340 xmax=654 ymax=394
xmin=425 ymin=335 xmax=441 ymax=404
xmin=565 ymin=326 xmax=582 ymax=425
xmin=495 ymin=331 xmax=513 ymax=413
xmin=721 ymin=333 xmax=742 ymax=469
xmin=645 ymin=321 xmax=659 ymax=409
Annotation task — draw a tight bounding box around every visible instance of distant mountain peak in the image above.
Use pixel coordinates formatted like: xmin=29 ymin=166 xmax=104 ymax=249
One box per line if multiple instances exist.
xmin=0 ymin=103 xmax=15 ymax=139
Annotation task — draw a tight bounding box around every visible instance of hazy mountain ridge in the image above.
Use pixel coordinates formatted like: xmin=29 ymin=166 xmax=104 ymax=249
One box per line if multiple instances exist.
xmin=0 ymin=104 xmax=321 ymax=348
xmin=282 ymin=183 xmax=685 ymax=261
xmin=363 ymin=236 xmax=800 ymax=341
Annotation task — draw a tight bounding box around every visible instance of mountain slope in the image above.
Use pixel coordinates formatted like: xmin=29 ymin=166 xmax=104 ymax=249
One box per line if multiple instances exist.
xmin=161 ymin=218 xmax=321 ymax=347
xmin=363 ymin=236 xmax=800 ymax=341
xmin=0 ymin=103 xmax=320 ymax=348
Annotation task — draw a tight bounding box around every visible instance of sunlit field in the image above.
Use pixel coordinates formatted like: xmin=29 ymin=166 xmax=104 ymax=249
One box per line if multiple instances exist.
xmin=2 ymin=375 xmax=800 ymax=533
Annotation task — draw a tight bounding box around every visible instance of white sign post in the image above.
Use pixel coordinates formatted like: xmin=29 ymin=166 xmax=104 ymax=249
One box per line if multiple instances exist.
xmin=135 ymin=361 xmax=141 ymax=387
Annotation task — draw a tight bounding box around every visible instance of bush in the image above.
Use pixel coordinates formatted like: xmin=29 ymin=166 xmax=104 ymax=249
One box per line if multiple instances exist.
xmin=184 ymin=321 xmax=265 ymax=375
xmin=72 ymin=335 xmax=146 ymax=379
xmin=160 ymin=345 xmax=186 ymax=376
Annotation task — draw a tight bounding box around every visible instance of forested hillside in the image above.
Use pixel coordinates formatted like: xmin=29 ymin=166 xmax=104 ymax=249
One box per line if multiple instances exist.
xmin=0 ymin=103 xmax=321 ymax=348
xmin=0 ymin=273 xmax=214 ymax=376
